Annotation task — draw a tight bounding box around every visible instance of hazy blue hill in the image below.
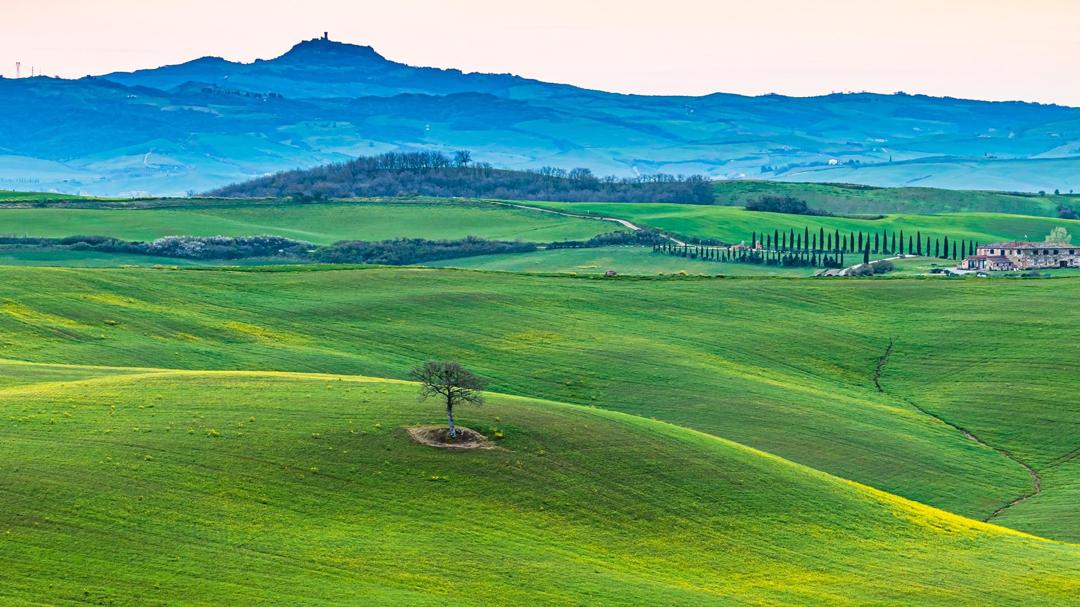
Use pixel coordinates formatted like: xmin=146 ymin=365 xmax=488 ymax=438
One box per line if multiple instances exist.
xmin=103 ymin=37 xmax=580 ymax=101
xmin=2 ymin=37 xmax=1080 ymax=195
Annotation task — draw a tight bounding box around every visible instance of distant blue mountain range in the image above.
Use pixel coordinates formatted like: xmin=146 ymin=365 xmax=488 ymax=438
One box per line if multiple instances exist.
xmin=3 ymin=36 xmax=1080 ymax=196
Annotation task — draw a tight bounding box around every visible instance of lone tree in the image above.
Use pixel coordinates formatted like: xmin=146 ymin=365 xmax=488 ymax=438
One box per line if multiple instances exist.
xmin=410 ymin=361 xmax=487 ymax=438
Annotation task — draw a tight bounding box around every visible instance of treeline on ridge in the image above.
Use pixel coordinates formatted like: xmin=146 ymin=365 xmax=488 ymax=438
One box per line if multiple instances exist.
xmin=207 ymin=151 xmax=714 ymax=203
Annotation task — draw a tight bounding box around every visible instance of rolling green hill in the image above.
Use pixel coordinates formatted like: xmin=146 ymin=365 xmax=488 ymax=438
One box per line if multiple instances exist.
xmin=530 ymin=202 xmax=1080 ymax=246
xmin=0 ymin=199 xmax=618 ymax=245
xmin=0 ymin=266 xmax=1076 ymax=545
xmin=0 ymin=362 xmax=1076 ymax=605
xmin=0 ymin=191 xmax=95 ymax=202
xmin=713 ymin=181 xmax=1078 ymax=216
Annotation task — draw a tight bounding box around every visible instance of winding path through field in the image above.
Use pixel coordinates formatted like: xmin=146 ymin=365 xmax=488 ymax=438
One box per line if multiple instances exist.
xmin=874 ymin=339 xmax=1042 ymax=522
xmin=486 ymin=200 xmax=687 ymax=246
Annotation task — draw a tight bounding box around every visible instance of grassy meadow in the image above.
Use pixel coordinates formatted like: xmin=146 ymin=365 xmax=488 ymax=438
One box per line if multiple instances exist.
xmin=427 ymin=246 xmax=818 ymax=276
xmin=0 ymin=188 xmax=1078 ymax=604
xmin=0 ymin=191 xmax=97 ymax=202
xmin=712 ymin=181 xmax=1076 ymax=216
xmin=1 ymin=363 xmax=1076 ymax=605
xmin=0 ymin=266 xmax=1076 ymax=540
xmin=529 ymin=202 xmax=1080 ymax=246
xmin=0 ymin=199 xmax=619 ymax=244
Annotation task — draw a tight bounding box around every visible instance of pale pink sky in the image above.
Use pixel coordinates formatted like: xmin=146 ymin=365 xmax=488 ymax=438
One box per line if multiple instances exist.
xmin=4 ymin=0 xmax=1079 ymax=105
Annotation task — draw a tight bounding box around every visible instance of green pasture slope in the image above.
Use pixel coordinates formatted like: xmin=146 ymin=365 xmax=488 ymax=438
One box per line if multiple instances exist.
xmin=0 ymin=199 xmax=619 ymax=244
xmin=0 ymin=267 xmax=1078 ymax=543
xmin=0 ymin=248 xmax=243 ymax=267
xmin=427 ymin=246 xmax=818 ymax=276
xmin=0 ymin=363 xmax=1076 ymax=605
xmin=531 ymin=201 xmax=1080 ymax=246
xmin=0 ymin=191 xmax=96 ymax=202
xmin=713 ymin=181 xmax=1077 ymax=216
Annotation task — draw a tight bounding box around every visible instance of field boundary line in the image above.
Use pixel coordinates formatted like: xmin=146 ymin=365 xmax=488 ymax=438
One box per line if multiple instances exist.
xmin=873 ymin=340 xmax=1042 ymax=522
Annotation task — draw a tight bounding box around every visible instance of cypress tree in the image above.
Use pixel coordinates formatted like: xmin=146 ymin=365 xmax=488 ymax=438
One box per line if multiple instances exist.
xmin=891 ymin=233 xmax=897 ymax=254
xmin=858 ymin=232 xmax=864 ymax=251
xmin=943 ymin=236 xmax=949 ymax=259
xmin=863 ymin=242 xmax=870 ymax=265
xmin=934 ymin=239 xmax=939 ymax=258
xmin=804 ymin=227 xmax=810 ymax=252
xmin=874 ymin=233 xmax=880 ymax=254
xmin=926 ymin=236 xmax=931 ymax=257
xmin=916 ymin=231 xmax=923 ymax=256
xmin=819 ymin=227 xmax=825 ymax=251
xmin=908 ymin=235 xmax=914 ymax=255
xmin=899 ymin=230 xmax=905 ymax=254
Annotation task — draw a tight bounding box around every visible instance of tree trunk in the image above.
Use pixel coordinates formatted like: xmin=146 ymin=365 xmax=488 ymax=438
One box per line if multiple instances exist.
xmin=446 ymin=402 xmax=457 ymax=438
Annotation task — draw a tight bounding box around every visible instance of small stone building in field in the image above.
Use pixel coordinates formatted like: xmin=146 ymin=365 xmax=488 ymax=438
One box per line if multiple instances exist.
xmin=960 ymin=241 xmax=1080 ymax=271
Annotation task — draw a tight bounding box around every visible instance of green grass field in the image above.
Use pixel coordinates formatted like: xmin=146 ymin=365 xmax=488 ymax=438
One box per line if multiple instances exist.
xmin=529 ymin=202 xmax=1080 ymax=246
xmin=0 ymin=247 xmax=273 ymax=267
xmin=427 ymin=246 xmax=818 ymax=276
xmin=0 ymin=200 xmax=619 ymax=244
xmin=713 ymin=181 xmax=1076 ymax=216
xmin=1 ymin=190 xmax=1078 ymax=605
xmin=0 ymin=191 xmax=96 ymax=202
xmin=0 ymin=266 xmax=1076 ymax=542
xmin=0 ymin=362 xmax=1076 ymax=605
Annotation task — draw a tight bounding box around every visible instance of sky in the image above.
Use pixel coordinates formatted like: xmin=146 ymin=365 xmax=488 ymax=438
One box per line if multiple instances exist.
xmin=3 ymin=0 xmax=1079 ymax=105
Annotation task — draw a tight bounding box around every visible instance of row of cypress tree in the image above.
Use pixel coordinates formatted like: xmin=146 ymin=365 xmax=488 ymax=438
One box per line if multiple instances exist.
xmin=652 ymin=227 xmax=981 ymax=269
xmin=747 ymin=227 xmax=978 ymax=260
xmin=652 ymin=242 xmax=847 ymax=268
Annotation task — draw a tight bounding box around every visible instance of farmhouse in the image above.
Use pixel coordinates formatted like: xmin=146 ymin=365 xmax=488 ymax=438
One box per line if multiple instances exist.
xmin=960 ymin=241 xmax=1080 ymax=271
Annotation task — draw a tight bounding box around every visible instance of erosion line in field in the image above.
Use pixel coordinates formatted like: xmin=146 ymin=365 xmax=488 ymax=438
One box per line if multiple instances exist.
xmin=1045 ymin=447 xmax=1080 ymax=471
xmin=873 ymin=340 xmax=1041 ymax=522
xmin=873 ymin=338 xmax=894 ymax=393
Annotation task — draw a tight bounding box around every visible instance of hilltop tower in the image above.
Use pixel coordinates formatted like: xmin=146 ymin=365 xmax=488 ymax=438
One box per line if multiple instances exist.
xmin=323 ymin=32 xmax=329 ymax=41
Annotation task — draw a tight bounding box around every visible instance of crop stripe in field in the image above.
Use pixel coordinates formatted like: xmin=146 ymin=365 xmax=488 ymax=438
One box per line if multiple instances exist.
xmin=873 ymin=340 xmax=1042 ymax=523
